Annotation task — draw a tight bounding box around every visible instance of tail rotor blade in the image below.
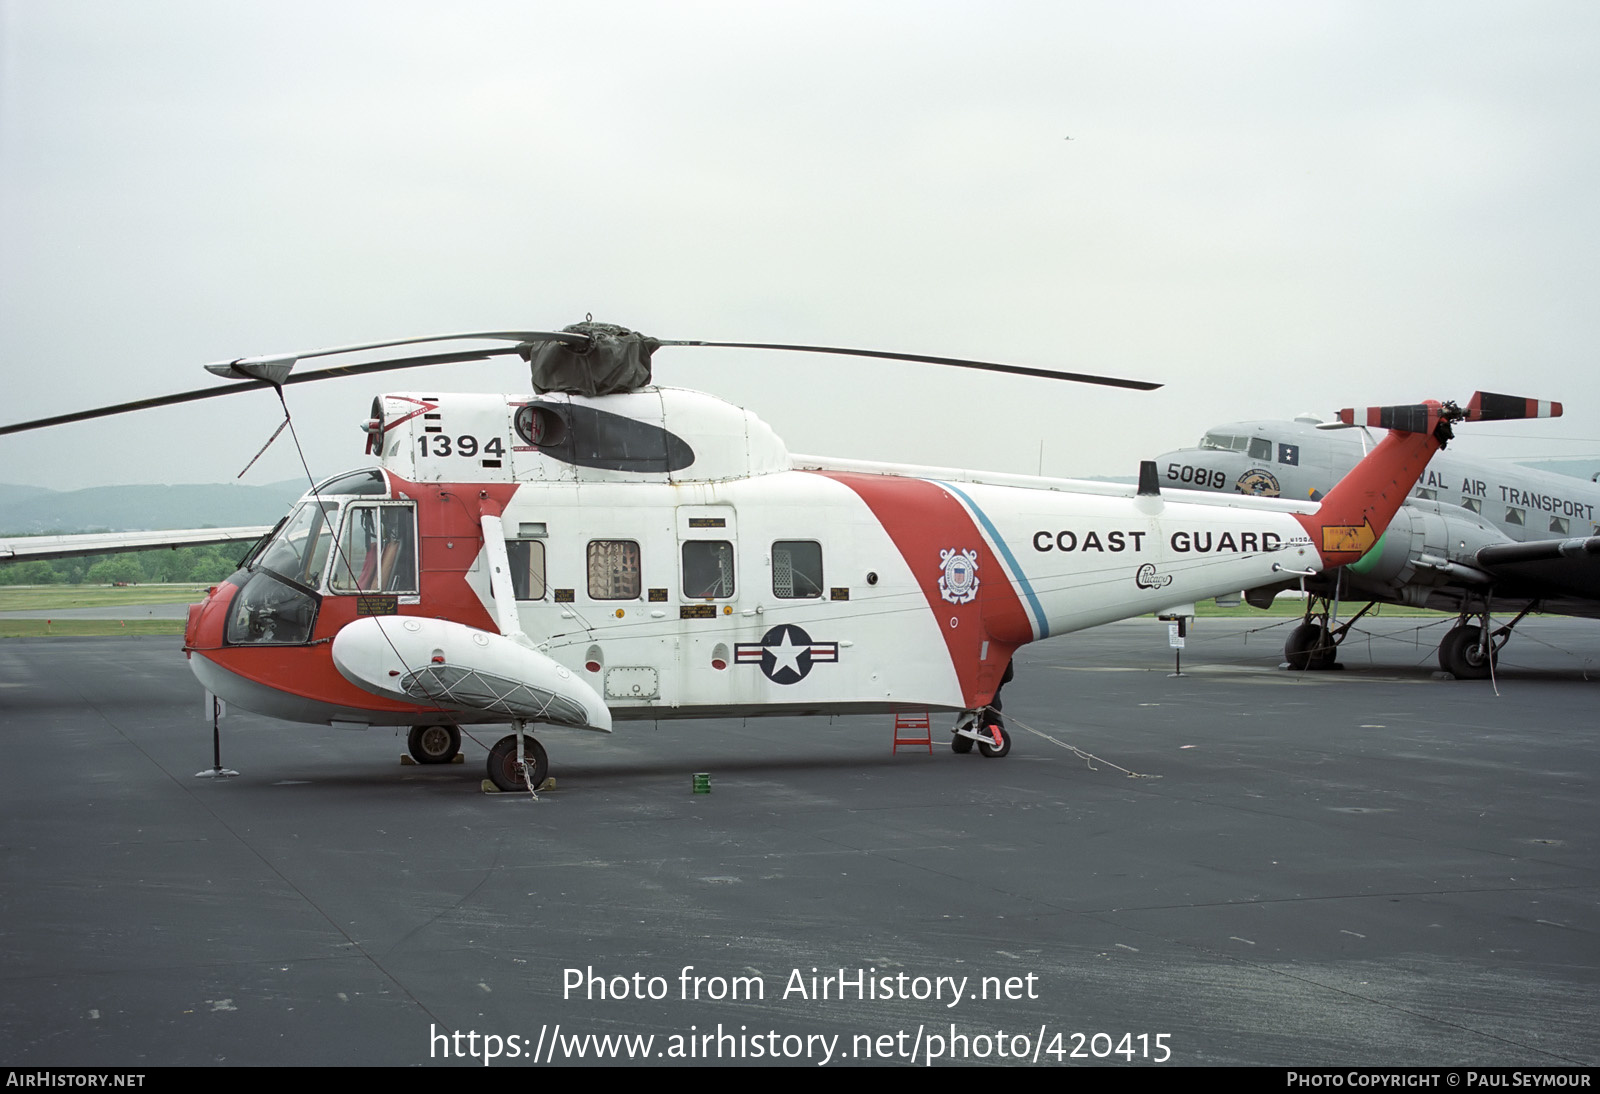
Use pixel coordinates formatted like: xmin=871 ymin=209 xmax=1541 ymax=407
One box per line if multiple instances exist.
xmin=1465 ymin=392 xmax=1563 ymax=421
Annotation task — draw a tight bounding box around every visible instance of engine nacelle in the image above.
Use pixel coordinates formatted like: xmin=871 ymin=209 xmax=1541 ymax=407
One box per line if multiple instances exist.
xmin=1344 ymin=499 xmax=1503 ymax=605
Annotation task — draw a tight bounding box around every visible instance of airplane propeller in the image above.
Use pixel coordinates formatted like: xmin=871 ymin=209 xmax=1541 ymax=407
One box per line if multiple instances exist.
xmin=0 ymin=320 xmax=1160 ymax=437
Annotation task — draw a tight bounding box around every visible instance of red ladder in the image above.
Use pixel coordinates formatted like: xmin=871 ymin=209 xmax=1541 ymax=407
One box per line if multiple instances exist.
xmin=892 ymin=709 xmax=932 ymax=754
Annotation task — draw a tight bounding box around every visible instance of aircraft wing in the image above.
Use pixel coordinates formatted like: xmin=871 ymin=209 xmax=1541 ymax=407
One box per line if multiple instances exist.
xmin=1473 ymin=535 xmax=1600 ymax=602
xmin=0 ymin=526 xmax=274 ymax=564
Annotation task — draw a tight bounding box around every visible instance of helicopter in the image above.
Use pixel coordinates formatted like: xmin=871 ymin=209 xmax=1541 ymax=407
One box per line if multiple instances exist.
xmin=1154 ymin=407 xmax=1597 ymax=677
xmin=0 ymin=320 xmax=1558 ymax=790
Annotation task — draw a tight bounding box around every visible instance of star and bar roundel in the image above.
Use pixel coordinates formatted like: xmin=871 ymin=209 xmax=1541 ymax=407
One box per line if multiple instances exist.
xmin=734 ymin=624 xmax=839 ymax=685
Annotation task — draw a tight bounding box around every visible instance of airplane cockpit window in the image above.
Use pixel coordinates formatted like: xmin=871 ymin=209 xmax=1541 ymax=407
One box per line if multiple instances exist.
xmin=587 ymin=540 xmax=641 ymax=600
xmin=772 ymin=541 xmax=823 ymax=598
xmin=329 ymin=503 xmax=418 ymax=594
xmin=313 ymin=469 xmax=387 ymax=496
xmin=1248 ymin=438 xmax=1272 ymax=461
xmin=683 ymin=541 xmax=735 ymax=599
xmin=506 ymin=539 xmax=547 ymax=601
xmin=1199 ymin=433 xmax=1248 ymax=453
xmin=256 ymin=502 xmax=339 ymax=589
xmin=1505 ymin=507 xmax=1526 ymax=526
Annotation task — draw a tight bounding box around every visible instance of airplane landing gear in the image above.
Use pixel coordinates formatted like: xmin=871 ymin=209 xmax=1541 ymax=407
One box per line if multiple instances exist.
xmin=487 ymin=732 xmax=549 ymax=791
xmin=1284 ymin=621 xmax=1336 ymax=671
xmin=1438 ymin=625 xmax=1496 ymax=679
xmin=1437 ymin=604 xmax=1531 ymax=679
xmin=1283 ymin=595 xmax=1375 ymax=670
xmin=407 ymin=724 xmax=461 ymax=764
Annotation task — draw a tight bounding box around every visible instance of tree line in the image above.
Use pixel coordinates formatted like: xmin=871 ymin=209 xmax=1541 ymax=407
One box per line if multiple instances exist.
xmin=0 ymin=544 xmax=251 ymax=586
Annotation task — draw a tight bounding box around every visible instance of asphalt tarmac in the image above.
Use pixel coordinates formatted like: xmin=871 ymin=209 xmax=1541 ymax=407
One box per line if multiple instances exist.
xmin=0 ymin=615 xmax=1595 ymax=1067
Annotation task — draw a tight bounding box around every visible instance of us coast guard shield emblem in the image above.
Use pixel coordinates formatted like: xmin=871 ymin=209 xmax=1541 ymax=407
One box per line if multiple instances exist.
xmin=938 ymin=548 xmax=980 ymax=605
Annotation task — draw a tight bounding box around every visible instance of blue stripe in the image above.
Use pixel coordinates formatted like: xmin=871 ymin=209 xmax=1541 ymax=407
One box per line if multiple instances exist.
xmin=935 ymin=480 xmax=1048 ymax=640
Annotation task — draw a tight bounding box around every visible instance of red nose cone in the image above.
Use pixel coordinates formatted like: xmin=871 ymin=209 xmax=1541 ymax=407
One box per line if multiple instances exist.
xmin=184 ymin=581 xmax=238 ymax=652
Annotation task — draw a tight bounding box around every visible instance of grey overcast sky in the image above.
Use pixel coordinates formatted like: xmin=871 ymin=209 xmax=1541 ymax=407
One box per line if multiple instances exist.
xmin=2 ymin=0 xmax=1597 ymax=492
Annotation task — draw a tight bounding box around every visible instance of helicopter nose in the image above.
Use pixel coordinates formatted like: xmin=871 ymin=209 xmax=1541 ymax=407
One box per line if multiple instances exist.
xmin=183 ymin=581 xmax=239 ymax=652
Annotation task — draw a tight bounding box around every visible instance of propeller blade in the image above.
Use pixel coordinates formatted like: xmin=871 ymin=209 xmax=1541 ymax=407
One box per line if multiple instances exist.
xmin=656 ymin=340 xmax=1162 ymax=391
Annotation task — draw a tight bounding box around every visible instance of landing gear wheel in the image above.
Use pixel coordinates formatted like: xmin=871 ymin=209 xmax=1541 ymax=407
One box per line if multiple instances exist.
xmin=1285 ymin=622 xmax=1336 ymax=670
xmin=407 ymin=724 xmax=461 ymax=764
xmin=977 ymin=723 xmax=1011 ymax=758
xmin=951 ymin=734 xmax=974 ymax=754
xmin=487 ymin=733 xmax=549 ymax=791
xmin=1439 ymin=625 xmax=1496 ymax=679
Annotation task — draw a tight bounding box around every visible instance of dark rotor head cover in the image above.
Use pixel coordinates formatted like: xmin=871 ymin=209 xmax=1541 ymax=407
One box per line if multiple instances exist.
xmin=524 ymin=320 xmax=660 ymax=396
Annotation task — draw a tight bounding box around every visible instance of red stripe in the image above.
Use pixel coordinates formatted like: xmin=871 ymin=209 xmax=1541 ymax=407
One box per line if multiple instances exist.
xmin=809 ymin=471 xmax=1028 ymax=708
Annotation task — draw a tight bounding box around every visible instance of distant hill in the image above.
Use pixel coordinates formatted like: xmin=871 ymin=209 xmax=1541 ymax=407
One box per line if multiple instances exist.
xmin=0 ymin=480 xmax=305 ymax=535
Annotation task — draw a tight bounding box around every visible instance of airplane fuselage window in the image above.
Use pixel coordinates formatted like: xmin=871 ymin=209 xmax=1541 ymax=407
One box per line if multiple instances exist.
xmin=1550 ymin=516 xmax=1570 ymax=535
xmin=1248 ymin=438 xmax=1272 ymax=461
xmin=587 ymin=540 xmax=641 ymax=600
xmin=1462 ymin=497 xmax=1483 ymax=514
xmin=1416 ymin=488 xmax=1437 ymax=501
xmin=683 ymin=540 xmax=735 ymax=599
xmin=772 ymin=541 xmax=823 ymax=598
xmin=1505 ymin=507 xmax=1526 ymax=527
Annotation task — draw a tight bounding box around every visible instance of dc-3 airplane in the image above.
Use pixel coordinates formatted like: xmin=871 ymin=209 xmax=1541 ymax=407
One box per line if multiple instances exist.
xmin=1155 ymin=411 xmax=1599 ymax=677
xmin=0 ymin=321 xmax=1561 ymax=789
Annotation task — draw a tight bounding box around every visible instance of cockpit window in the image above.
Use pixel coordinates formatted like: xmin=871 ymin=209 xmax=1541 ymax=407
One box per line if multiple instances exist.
xmin=256 ymin=502 xmax=339 ymax=589
xmin=1200 ymin=433 xmax=1249 ymax=453
xmin=313 ymin=469 xmax=388 ymax=496
xmin=1248 ymin=438 xmax=1272 ymax=461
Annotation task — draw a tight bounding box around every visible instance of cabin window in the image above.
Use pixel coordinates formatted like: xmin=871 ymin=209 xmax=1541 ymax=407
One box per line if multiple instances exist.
xmin=772 ymin=541 xmax=824 ymax=598
xmin=1248 ymin=438 xmax=1272 ymax=461
xmin=330 ymin=503 xmax=418 ymax=594
xmin=683 ymin=540 xmax=736 ymax=599
xmin=1550 ymin=516 xmax=1570 ymax=535
xmin=1505 ymin=507 xmax=1525 ymax=526
xmin=587 ymin=540 xmax=641 ymax=600
xmin=1415 ymin=488 xmax=1437 ymax=501
xmin=1461 ymin=497 xmax=1482 ymax=514
xmin=506 ymin=540 xmax=547 ymax=600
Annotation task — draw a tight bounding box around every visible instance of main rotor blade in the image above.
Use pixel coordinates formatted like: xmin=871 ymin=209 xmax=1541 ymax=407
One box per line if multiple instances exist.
xmin=657 ymin=339 xmax=1162 ymax=391
xmin=0 ymin=346 xmax=525 ymax=437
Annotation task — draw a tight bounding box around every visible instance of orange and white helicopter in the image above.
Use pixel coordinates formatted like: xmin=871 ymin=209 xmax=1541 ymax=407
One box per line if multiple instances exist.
xmin=0 ymin=321 xmax=1560 ymax=790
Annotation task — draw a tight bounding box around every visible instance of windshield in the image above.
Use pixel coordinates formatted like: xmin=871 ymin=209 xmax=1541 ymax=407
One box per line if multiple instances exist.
xmin=255 ymin=501 xmax=339 ymax=589
xmin=1199 ymin=433 xmax=1249 ymax=453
